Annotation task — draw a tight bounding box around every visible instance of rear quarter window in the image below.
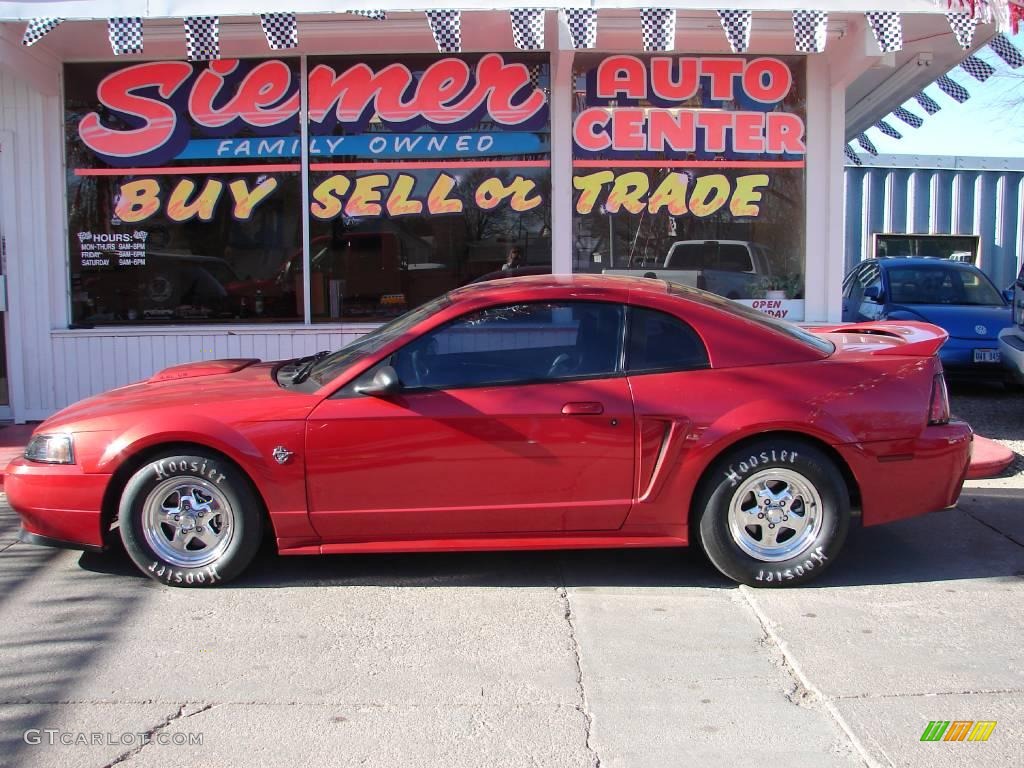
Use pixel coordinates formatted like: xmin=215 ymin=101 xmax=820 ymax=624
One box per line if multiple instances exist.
xmin=627 ymin=307 xmax=709 ymax=373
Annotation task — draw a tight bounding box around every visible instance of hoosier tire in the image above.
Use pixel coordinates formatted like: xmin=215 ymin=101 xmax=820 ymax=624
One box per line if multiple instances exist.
xmin=696 ymin=439 xmax=850 ymax=587
xmin=118 ymin=451 xmax=263 ymax=587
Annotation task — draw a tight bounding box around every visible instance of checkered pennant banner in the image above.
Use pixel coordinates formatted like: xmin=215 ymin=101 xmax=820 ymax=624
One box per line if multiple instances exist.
xmin=874 ymin=119 xmax=902 ymax=140
xmin=718 ymin=10 xmax=752 ymax=54
xmin=866 ymin=12 xmax=902 ymax=54
xmin=564 ymin=9 xmax=597 ymax=49
xmin=260 ymin=13 xmax=298 ymax=50
xmin=844 ymin=145 xmax=863 ymax=167
xmin=793 ymin=10 xmax=828 ymax=54
xmin=641 ymin=9 xmax=676 ymax=52
xmin=961 ymin=54 xmax=996 ymax=81
xmin=989 ymin=33 xmax=1024 ymax=68
xmin=108 ymin=17 xmax=143 ymax=56
xmin=937 ymin=74 xmax=971 ymax=103
xmin=856 ymin=133 xmax=879 ymax=156
xmin=893 ymin=106 xmax=924 ymax=129
xmin=946 ymin=12 xmax=978 ymax=50
xmin=184 ymin=16 xmax=220 ymax=60
xmin=914 ymin=91 xmax=942 ymax=115
xmin=349 ymin=11 xmax=386 ymax=20
xmin=510 ymin=9 xmax=545 ymax=50
xmin=427 ymin=10 xmax=461 ymax=53
xmin=22 ymin=18 xmax=62 ymax=46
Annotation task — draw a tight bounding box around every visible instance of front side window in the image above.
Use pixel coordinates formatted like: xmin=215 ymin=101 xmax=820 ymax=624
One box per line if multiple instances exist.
xmin=391 ymin=302 xmax=624 ymax=390
xmin=627 ymin=307 xmax=708 ymax=373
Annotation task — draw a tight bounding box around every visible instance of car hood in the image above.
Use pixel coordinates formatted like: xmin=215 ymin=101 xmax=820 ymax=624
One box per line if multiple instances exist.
xmin=889 ymin=303 xmax=1012 ymax=340
xmin=40 ymin=359 xmax=318 ymax=433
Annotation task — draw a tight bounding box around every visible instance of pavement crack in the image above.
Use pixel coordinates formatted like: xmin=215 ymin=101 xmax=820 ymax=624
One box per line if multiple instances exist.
xmin=101 ymin=703 xmax=211 ymax=768
xmin=959 ymin=505 xmax=1024 ymax=549
xmin=556 ymin=572 xmax=601 ymax=768
xmin=738 ymin=586 xmax=886 ymax=768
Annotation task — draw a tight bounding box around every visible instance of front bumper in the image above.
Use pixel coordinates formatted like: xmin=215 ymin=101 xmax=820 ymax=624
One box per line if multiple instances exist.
xmin=998 ymin=327 xmax=1024 ymax=385
xmin=837 ymin=420 xmax=973 ymax=527
xmin=4 ymin=457 xmax=110 ymax=549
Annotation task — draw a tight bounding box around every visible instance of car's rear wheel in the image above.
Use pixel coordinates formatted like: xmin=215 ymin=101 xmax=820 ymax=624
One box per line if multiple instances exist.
xmin=118 ymin=451 xmax=263 ymax=587
xmin=696 ymin=439 xmax=850 ymax=587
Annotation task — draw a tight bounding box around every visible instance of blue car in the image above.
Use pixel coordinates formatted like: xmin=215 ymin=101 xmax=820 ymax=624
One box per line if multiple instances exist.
xmin=842 ymin=258 xmax=1012 ymax=378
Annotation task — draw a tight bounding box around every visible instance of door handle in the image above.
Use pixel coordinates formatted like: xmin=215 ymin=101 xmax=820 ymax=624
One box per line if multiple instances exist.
xmin=562 ymin=401 xmax=604 ymax=415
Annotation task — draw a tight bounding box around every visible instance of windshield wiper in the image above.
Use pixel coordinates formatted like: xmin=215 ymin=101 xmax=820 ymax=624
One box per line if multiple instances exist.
xmin=291 ymin=350 xmax=331 ymax=385
xmin=277 ymin=351 xmax=330 ymax=386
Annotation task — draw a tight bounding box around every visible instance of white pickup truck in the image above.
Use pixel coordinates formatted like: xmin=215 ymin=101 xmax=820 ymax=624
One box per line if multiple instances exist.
xmin=603 ymin=240 xmax=773 ymax=299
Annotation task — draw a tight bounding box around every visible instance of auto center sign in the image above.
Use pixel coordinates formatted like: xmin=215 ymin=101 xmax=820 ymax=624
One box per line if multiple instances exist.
xmin=571 ymin=55 xmax=805 ymax=218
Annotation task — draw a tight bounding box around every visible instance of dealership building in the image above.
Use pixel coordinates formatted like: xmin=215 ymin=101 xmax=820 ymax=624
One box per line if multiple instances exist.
xmin=0 ymin=0 xmax=1019 ymax=422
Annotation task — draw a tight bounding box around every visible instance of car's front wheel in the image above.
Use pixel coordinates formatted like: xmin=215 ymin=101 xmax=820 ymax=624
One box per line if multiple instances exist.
xmin=118 ymin=451 xmax=263 ymax=587
xmin=696 ymin=439 xmax=850 ymax=587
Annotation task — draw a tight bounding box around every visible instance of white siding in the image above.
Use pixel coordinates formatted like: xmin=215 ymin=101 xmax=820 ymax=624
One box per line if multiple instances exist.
xmin=1 ymin=69 xmax=62 ymax=422
xmin=48 ymin=328 xmax=368 ymax=408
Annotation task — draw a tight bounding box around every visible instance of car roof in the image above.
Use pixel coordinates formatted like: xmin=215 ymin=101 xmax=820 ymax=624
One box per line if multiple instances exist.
xmin=448 ymin=273 xmax=672 ymax=303
xmin=870 ymin=257 xmax=981 ymax=271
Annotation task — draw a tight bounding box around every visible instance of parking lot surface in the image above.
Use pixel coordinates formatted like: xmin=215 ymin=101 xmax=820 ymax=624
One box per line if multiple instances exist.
xmin=1 ymin=385 xmax=1021 ymax=768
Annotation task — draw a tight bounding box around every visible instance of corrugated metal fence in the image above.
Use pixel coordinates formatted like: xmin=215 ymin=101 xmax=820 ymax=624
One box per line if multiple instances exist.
xmin=845 ymin=155 xmax=1024 ymax=289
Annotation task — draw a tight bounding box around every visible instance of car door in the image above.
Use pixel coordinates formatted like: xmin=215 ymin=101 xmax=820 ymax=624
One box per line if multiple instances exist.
xmin=304 ymin=300 xmax=636 ymax=541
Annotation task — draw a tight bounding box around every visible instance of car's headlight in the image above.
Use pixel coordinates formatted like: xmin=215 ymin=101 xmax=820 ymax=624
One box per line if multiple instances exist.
xmin=24 ymin=434 xmax=75 ymax=464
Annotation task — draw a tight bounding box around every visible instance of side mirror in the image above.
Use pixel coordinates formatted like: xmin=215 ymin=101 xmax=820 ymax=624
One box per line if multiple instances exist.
xmin=353 ymin=365 xmax=401 ymax=397
xmin=863 ymin=285 xmax=885 ymax=303
xmin=1003 ymin=287 xmax=1015 ymax=303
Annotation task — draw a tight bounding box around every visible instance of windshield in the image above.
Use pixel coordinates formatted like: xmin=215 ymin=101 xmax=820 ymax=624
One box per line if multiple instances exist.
xmin=304 ymin=294 xmax=452 ymax=387
xmin=666 ymin=281 xmax=835 ymax=355
xmin=887 ymin=266 xmax=1004 ymax=306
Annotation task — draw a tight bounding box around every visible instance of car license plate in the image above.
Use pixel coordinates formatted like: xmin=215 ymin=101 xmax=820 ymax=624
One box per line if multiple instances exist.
xmin=973 ymin=349 xmax=1001 ymax=363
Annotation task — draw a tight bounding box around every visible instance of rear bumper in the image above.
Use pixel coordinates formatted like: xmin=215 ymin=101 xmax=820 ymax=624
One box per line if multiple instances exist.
xmin=998 ymin=328 xmax=1024 ymax=384
xmin=940 ymin=337 xmax=1006 ymax=377
xmin=4 ymin=457 xmax=110 ymax=549
xmin=838 ymin=421 xmax=973 ymax=527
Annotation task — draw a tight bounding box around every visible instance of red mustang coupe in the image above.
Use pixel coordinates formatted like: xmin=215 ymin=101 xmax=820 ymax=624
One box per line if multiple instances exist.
xmin=7 ymin=275 xmax=971 ymax=587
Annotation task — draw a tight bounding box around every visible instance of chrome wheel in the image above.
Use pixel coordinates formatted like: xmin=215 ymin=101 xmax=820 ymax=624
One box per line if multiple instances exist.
xmin=727 ymin=468 xmax=823 ymax=563
xmin=141 ymin=478 xmax=235 ymax=568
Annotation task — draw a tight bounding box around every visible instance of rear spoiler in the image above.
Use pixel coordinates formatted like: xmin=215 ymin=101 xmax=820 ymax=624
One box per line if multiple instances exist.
xmin=812 ymin=321 xmax=948 ymax=357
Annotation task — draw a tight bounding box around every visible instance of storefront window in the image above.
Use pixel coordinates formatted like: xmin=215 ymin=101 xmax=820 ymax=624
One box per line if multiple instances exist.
xmin=65 ymin=59 xmax=304 ymax=325
xmin=571 ymin=54 xmax=807 ymax=320
xmin=305 ymin=54 xmax=551 ymax=321
xmin=63 ymin=54 xmax=551 ymax=327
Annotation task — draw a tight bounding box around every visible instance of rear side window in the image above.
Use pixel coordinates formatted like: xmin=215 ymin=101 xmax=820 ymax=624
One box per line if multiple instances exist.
xmin=626 ymin=307 xmax=709 ymax=373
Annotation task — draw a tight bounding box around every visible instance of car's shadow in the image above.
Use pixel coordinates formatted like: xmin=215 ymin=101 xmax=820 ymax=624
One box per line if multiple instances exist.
xmin=78 ymin=490 xmax=1024 ymax=590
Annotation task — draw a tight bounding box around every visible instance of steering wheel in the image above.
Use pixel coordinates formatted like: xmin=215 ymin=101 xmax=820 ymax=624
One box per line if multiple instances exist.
xmin=547 ymin=352 xmax=581 ymax=379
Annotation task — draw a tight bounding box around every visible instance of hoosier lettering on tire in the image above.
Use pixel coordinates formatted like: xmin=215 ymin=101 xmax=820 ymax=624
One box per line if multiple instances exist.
xmin=118 ymin=451 xmax=264 ymax=587
xmin=696 ymin=438 xmax=850 ymax=587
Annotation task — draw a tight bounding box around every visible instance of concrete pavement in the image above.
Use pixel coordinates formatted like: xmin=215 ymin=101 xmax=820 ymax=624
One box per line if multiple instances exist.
xmin=1 ymin=482 xmax=1022 ymax=768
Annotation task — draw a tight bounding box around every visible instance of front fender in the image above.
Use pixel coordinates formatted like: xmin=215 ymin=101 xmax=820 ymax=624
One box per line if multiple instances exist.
xmin=95 ymin=415 xmax=316 ymax=541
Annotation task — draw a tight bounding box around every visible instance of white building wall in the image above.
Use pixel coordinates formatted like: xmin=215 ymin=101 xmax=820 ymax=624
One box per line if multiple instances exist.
xmin=1 ymin=68 xmax=62 ymax=421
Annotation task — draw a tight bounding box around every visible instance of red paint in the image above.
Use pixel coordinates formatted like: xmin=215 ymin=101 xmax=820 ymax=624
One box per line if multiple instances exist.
xmin=6 ymin=276 xmax=971 ymax=566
